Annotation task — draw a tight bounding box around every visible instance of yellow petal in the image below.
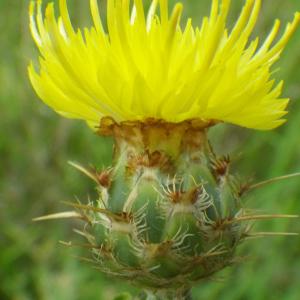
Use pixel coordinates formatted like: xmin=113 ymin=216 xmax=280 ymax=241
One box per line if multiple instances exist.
xmin=28 ymin=0 xmax=300 ymax=131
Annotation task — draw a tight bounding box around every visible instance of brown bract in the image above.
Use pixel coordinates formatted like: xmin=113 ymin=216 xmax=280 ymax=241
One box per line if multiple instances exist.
xmin=98 ymin=117 xmax=218 ymax=160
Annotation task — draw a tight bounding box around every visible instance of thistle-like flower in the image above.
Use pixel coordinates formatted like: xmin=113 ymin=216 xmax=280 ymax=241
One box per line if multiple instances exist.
xmin=29 ymin=0 xmax=300 ymax=130
xmin=29 ymin=1 xmax=300 ymax=299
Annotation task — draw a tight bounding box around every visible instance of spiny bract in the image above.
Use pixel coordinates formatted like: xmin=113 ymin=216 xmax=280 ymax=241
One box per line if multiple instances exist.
xmin=66 ymin=118 xmax=251 ymax=291
xmin=29 ymin=0 xmax=300 ymax=130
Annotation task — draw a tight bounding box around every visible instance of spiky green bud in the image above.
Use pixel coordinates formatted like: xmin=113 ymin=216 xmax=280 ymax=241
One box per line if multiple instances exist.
xmin=68 ymin=118 xmax=251 ymax=298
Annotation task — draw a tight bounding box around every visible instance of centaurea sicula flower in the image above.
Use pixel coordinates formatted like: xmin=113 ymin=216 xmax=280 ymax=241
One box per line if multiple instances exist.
xmin=29 ymin=1 xmax=300 ymax=299
xmin=29 ymin=0 xmax=300 ymax=130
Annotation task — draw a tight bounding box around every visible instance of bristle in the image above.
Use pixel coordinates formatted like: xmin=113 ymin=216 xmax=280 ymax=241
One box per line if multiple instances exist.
xmin=32 ymin=211 xmax=82 ymax=222
xmin=248 ymin=172 xmax=300 ymax=191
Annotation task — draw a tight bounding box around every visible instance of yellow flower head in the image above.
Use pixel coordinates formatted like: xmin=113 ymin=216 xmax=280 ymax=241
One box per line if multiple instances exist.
xmin=29 ymin=0 xmax=300 ymax=130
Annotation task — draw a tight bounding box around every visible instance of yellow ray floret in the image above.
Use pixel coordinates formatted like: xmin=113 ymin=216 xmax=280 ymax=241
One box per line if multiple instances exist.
xmin=28 ymin=0 xmax=300 ymax=130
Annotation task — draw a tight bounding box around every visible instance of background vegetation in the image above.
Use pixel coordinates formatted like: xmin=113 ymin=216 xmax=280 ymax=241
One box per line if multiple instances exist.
xmin=1 ymin=0 xmax=300 ymax=299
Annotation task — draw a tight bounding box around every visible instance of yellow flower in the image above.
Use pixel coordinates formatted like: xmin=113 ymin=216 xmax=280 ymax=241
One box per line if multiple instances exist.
xmin=29 ymin=0 xmax=300 ymax=130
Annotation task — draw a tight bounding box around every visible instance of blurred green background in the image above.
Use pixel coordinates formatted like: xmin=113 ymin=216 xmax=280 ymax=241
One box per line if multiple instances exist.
xmin=1 ymin=0 xmax=300 ymax=299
